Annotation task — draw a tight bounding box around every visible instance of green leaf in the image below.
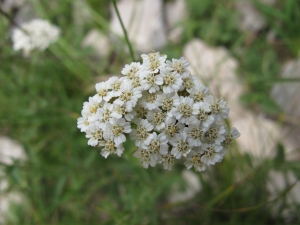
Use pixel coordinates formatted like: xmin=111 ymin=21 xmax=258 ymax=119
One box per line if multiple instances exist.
xmin=274 ymin=142 xmax=285 ymax=166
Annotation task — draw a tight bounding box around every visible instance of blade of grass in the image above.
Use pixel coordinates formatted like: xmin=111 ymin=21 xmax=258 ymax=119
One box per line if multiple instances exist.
xmin=112 ymin=0 xmax=135 ymax=61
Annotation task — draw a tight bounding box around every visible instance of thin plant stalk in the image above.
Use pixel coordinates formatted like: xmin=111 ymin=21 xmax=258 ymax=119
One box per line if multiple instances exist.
xmin=0 ymin=7 xmax=29 ymax=35
xmin=112 ymin=0 xmax=135 ymax=61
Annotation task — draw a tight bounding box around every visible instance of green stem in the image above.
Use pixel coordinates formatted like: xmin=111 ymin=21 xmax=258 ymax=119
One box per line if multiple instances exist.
xmin=112 ymin=0 xmax=135 ymax=61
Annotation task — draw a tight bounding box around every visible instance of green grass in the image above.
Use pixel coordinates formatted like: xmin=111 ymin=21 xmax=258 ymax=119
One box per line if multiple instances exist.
xmin=1 ymin=0 xmax=300 ymax=224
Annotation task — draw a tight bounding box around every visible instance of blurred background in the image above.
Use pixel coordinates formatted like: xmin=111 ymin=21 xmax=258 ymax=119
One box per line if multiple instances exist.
xmin=0 ymin=0 xmax=300 ymax=224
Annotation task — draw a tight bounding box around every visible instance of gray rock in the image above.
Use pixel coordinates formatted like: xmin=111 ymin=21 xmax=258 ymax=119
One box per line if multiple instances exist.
xmin=168 ymin=169 xmax=201 ymax=203
xmin=110 ymin=0 xmax=167 ymax=53
xmin=271 ymin=58 xmax=300 ymax=157
xmin=1 ymin=0 xmax=24 ymax=13
xmin=1 ymin=0 xmax=35 ymax=26
xmin=0 ymin=136 xmax=26 ymax=224
xmin=183 ymin=38 xmax=241 ymax=106
xmin=271 ymin=58 xmax=300 ymax=118
xmin=267 ymin=170 xmax=300 ymax=218
xmin=235 ymin=0 xmax=267 ymax=33
xmin=165 ymin=0 xmax=187 ymax=43
xmin=0 ymin=136 xmax=26 ymax=165
xmin=72 ymin=0 xmax=93 ymax=34
xmin=81 ymin=29 xmax=111 ymax=57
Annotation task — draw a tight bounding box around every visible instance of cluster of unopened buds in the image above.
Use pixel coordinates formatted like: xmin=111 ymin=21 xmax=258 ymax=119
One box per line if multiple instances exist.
xmin=77 ymin=52 xmax=240 ymax=172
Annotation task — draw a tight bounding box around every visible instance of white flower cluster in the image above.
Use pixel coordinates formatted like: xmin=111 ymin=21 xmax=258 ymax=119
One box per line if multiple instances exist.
xmin=77 ymin=52 xmax=240 ymax=172
xmin=12 ymin=19 xmax=60 ymax=56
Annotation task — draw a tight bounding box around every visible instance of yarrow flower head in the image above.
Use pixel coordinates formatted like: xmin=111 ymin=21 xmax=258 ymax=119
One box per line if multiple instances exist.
xmin=12 ymin=18 xmax=60 ymax=56
xmin=77 ymin=52 xmax=240 ymax=173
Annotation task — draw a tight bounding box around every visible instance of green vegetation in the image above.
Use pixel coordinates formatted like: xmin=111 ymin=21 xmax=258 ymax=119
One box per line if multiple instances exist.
xmin=0 ymin=0 xmax=299 ymax=224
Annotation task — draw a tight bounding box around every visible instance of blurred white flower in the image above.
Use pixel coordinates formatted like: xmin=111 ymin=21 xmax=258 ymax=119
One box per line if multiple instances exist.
xmin=12 ymin=19 xmax=60 ymax=56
